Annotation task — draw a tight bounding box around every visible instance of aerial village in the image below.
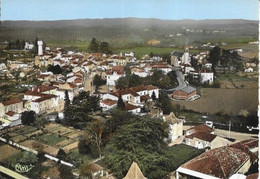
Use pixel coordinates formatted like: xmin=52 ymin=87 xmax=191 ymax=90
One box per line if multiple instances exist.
xmin=0 ymin=39 xmax=258 ymax=179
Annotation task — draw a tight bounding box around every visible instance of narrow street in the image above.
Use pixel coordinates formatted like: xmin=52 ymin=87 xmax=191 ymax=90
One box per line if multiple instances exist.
xmin=164 ymin=67 xmax=187 ymax=92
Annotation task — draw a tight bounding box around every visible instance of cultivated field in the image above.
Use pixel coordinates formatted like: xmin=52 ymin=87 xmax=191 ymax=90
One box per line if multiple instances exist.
xmin=171 ymin=88 xmax=258 ymax=115
xmin=0 ymin=145 xmax=21 ymax=162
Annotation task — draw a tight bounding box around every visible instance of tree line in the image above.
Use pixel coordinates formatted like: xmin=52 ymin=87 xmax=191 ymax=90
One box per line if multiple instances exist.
xmin=116 ymin=70 xmax=178 ymax=90
xmin=88 ymin=38 xmax=113 ymax=54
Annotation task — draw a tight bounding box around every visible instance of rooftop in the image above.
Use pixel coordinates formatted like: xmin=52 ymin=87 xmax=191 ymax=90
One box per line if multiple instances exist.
xmin=124 ymin=102 xmax=139 ymax=111
xmin=180 ymin=146 xmax=251 ymax=178
xmin=186 ymin=124 xmax=213 ymax=134
xmin=186 ymin=132 xmax=217 ymax=142
xmin=180 ymin=86 xmax=197 ymax=94
xmin=123 ymin=162 xmax=147 ymax=179
xmin=2 ymin=98 xmax=23 ymax=106
xmin=100 ymin=99 xmax=117 ymax=106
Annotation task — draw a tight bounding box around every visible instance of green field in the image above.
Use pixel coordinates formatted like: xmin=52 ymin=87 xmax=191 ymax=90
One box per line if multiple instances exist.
xmin=116 ymin=46 xmax=202 ymax=58
xmin=35 ymin=134 xmax=66 ymax=146
xmin=45 ymin=39 xmax=90 ymax=51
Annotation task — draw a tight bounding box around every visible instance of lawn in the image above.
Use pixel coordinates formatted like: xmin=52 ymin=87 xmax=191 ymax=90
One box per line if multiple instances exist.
xmin=35 ymin=134 xmax=66 ymax=146
xmin=168 ymin=144 xmax=204 ymax=169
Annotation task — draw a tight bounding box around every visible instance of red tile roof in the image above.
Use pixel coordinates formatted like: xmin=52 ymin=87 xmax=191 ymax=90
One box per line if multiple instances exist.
xmin=229 ymin=139 xmax=258 ymax=161
xmin=100 ymin=99 xmax=117 ymax=106
xmin=140 ymin=95 xmax=150 ymax=102
xmin=32 ymin=85 xmax=57 ymax=93
xmin=186 ymin=132 xmax=217 ymax=142
xmin=2 ymin=98 xmax=23 ymax=106
xmin=5 ymin=111 xmax=15 ymax=117
xmin=124 ymin=102 xmax=139 ymax=111
xmin=131 ymin=86 xmax=147 ymax=92
xmin=230 ymin=139 xmax=258 ymax=150
xmin=24 ymin=91 xmax=45 ymax=97
xmin=247 ymin=173 xmax=258 ymax=179
xmin=32 ymin=94 xmax=56 ymax=103
xmin=186 ymin=124 xmax=213 ymax=134
xmin=145 ymin=85 xmax=158 ymax=90
xmin=181 ymin=146 xmax=251 ymax=178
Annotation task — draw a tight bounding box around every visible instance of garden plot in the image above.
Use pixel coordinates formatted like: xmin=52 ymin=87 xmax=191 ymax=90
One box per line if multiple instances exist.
xmin=62 ymin=141 xmax=79 ymax=153
xmin=0 ymin=144 xmax=21 ymax=162
xmin=20 ymin=140 xmax=59 ymax=156
xmin=11 ymin=135 xmax=27 ymax=143
xmin=35 ymin=134 xmax=66 ymax=146
xmin=15 ymin=126 xmax=38 ymax=135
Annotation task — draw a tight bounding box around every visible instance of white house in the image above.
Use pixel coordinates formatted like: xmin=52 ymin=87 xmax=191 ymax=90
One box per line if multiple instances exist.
xmin=124 ymin=102 xmax=141 ymax=114
xmin=200 ymin=70 xmax=214 ymax=84
xmin=100 ymin=85 xmax=159 ymax=112
xmin=30 ymin=94 xmax=59 ymax=114
xmin=184 ymin=132 xmax=231 ymax=149
xmin=163 ymin=112 xmax=183 ymax=142
xmin=106 ymin=66 xmax=125 ymax=86
xmin=24 ymin=42 xmax=34 ymax=50
xmin=244 ymin=67 xmax=254 ymax=73
xmin=100 ymin=99 xmax=117 ymax=111
xmin=106 ymin=71 xmax=125 ymax=86
xmin=153 ymin=64 xmax=173 ymax=74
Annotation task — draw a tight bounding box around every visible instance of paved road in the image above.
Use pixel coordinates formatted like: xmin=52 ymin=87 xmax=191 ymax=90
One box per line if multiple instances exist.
xmin=0 ymin=165 xmax=28 ymax=179
xmin=164 ymin=67 xmax=187 ymax=92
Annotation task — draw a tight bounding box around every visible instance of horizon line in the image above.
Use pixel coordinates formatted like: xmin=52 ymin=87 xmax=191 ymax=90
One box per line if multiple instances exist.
xmin=1 ymin=17 xmax=258 ymax=22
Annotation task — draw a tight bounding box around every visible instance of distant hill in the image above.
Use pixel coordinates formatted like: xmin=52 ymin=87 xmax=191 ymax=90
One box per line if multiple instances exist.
xmin=0 ymin=18 xmax=258 ymax=48
xmin=2 ymin=18 xmax=258 ymax=28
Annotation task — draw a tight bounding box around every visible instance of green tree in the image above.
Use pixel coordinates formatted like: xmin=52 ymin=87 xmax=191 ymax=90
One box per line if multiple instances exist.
xmin=79 ymin=161 xmax=93 ymax=178
xmin=104 ymin=109 xmax=135 ymax=136
xmin=57 ymin=149 xmax=67 ymax=161
xmin=47 ymin=65 xmax=62 ymax=74
xmin=19 ymin=151 xmax=38 ymax=164
xmin=88 ymin=38 xmax=99 ymax=53
xmin=21 ymin=111 xmax=36 ymax=125
xmin=63 ymin=91 xmax=100 ymax=127
xmin=156 ymin=92 xmax=172 ymax=114
xmin=128 ymin=74 xmax=142 ymax=88
xmin=58 ymin=165 xmax=74 ymax=179
xmin=83 ymin=118 xmax=105 ymax=158
xmin=64 ymin=90 xmax=70 ymax=109
xmin=32 ymin=37 xmax=39 ymax=55
xmin=100 ymin=41 xmax=112 ymax=54
xmin=117 ymin=95 xmax=125 ymax=110
xmin=151 ymin=91 xmax=156 ymax=101
xmin=104 ymin=117 xmax=169 ymax=179
xmin=208 ymin=46 xmax=221 ymax=71
xmin=78 ymin=138 xmax=91 ymax=154
xmin=93 ymin=74 xmax=106 ymax=90
xmin=115 ymin=77 xmax=129 ymax=89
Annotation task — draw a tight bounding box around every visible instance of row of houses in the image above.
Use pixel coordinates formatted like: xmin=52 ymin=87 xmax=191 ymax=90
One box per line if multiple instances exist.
xmin=100 ymin=85 xmax=159 ymax=113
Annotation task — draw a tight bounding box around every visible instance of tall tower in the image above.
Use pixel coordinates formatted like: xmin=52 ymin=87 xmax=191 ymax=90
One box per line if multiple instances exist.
xmin=183 ymin=45 xmax=190 ymax=64
xmin=37 ymin=40 xmax=43 ymax=55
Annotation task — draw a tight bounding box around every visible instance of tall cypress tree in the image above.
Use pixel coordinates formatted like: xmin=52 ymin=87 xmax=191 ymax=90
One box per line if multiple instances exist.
xmin=64 ymin=90 xmax=70 ymax=109
xmin=117 ymin=95 xmax=125 ymax=110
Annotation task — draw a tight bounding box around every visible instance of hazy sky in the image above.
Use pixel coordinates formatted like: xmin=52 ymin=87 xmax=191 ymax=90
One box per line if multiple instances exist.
xmin=2 ymin=0 xmax=259 ymax=21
